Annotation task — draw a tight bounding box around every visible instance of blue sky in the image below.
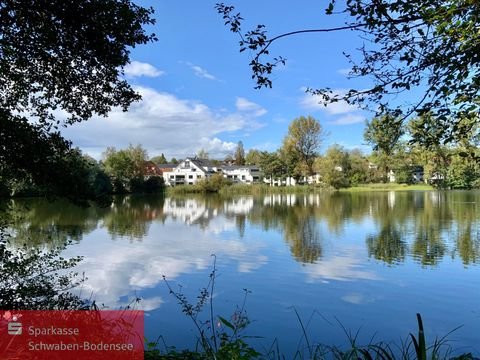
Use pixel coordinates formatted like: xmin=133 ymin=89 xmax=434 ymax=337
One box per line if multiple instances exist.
xmin=63 ymin=0 xmax=377 ymax=160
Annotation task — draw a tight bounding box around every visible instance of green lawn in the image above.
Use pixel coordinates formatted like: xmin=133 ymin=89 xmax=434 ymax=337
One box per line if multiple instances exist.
xmin=340 ymin=183 xmax=434 ymax=192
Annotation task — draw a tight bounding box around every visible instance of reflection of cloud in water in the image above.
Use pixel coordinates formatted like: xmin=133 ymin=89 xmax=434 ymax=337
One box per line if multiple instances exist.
xmin=303 ymin=250 xmax=380 ymax=282
xmin=341 ymin=293 xmax=379 ymax=305
xmin=67 ymin=221 xmax=267 ymax=310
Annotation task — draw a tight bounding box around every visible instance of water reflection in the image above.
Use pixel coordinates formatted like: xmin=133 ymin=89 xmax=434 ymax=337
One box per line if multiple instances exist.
xmin=6 ymin=191 xmax=480 ymax=268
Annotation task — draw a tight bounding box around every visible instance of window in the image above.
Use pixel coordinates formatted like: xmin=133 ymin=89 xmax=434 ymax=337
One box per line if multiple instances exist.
xmin=188 ymin=175 xmax=193 ymax=179
xmin=241 ymin=175 xmax=246 ymax=180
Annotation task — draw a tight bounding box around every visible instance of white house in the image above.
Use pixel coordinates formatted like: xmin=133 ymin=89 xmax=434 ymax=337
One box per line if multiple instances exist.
xmin=164 ymin=158 xmax=263 ymax=186
xmin=221 ymin=165 xmax=262 ymax=184
xmin=164 ymin=157 xmax=220 ymax=186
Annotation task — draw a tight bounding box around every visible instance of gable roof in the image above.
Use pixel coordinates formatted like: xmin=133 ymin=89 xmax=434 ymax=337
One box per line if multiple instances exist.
xmin=189 ymin=157 xmax=217 ymax=168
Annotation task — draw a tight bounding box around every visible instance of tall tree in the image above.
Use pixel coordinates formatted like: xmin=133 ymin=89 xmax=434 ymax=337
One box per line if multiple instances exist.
xmin=245 ymin=149 xmax=262 ymax=165
xmin=217 ymin=1 xmax=480 ymax=144
xmin=282 ymin=116 xmax=325 ymax=176
xmin=103 ymin=145 xmax=148 ymax=192
xmin=316 ymin=145 xmax=350 ymax=189
xmin=0 ymin=0 xmax=156 ymax=197
xmin=259 ymin=151 xmax=284 ymax=185
xmin=364 ymin=114 xmax=404 ymax=180
xmin=151 ymin=153 xmax=168 ymax=165
xmin=234 ymin=141 xmax=245 ymax=165
xmin=196 ymin=149 xmax=209 ymax=159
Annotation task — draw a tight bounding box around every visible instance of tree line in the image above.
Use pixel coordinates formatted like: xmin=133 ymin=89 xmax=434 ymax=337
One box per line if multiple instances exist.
xmin=242 ymin=114 xmax=480 ymax=190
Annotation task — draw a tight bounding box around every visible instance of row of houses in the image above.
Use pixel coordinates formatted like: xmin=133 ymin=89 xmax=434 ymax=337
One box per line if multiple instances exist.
xmin=144 ymin=157 xmax=262 ymax=186
xmin=144 ymin=156 xmax=438 ymax=186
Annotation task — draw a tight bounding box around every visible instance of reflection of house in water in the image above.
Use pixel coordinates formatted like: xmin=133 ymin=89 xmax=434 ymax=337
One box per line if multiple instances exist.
xmin=263 ymin=194 xmax=298 ymax=206
xmin=388 ymin=191 xmax=396 ymax=209
xmin=263 ymin=194 xmax=322 ymax=207
xmin=163 ymin=197 xmax=255 ymax=226
xmin=223 ymin=197 xmax=254 ymax=215
xmin=163 ymin=198 xmax=218 ymax=225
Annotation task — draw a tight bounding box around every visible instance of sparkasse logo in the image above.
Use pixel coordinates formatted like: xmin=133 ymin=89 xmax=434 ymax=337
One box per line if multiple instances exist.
xmin=7 ymin=316 xmax=22 ymax=335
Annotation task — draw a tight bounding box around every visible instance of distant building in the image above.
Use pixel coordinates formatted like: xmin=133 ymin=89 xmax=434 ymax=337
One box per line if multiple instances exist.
xmin=143 ymin=161 xmax=162 ymax=178
xmin=163 ymin=157 xmax=263 ymax=186
xmin=388 ymin=166 xmax=424 ymax=183
xmin=164 ymin=157 xmax=220 ymax=186
xmin=221 ymin=165 xmax=262 ymax=184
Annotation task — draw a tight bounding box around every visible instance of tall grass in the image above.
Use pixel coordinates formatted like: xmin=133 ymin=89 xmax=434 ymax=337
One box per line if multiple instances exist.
xmin=166 ymin=183 xmax=331 ymax=196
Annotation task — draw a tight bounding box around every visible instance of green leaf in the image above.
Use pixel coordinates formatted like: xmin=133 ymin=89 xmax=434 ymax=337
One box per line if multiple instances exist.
xmin=218 ymin=316 xmax=235 ymax=330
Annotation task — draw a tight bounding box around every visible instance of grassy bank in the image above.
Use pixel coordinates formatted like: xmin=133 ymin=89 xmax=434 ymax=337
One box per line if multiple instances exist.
xmin=339 ymin=183 xmax=435 ymax=192
xmin=166 ymin=183 xmax=330 ymax=196
xmin=166 ymin=183 xmax=435 ymax=195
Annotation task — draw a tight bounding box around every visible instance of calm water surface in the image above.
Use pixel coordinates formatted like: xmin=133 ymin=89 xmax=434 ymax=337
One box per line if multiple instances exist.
xmin=8 ymin=191 xmax=480 ymax=355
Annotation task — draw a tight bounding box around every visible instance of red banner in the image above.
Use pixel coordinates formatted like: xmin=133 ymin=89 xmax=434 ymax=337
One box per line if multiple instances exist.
xmin=0 ymin=310 xmax=144 ymax=359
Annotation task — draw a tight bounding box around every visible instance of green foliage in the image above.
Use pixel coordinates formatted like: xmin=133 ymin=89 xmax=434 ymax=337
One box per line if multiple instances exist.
xmin=150 ymin=154 xmax=168 ymax=165
xmin=347 ymin=149 xmax=370 ymax=186
xmin=197 ymin=173 xmax=233 ymax=192
xmin=0 ymin=0 xmax=156 ymax=199
xmin=159 ymin=257 xmax=261 ymax=360
xmin=144 ymin=176 xmax=165 ymax=193
xmin=245 ymin=149 xmax=262 ymax=165
xmin=0 ymin=213 xmax=87 ymax=310
xmin=282 ymin=116 xmax=325 ymax=176
xmin=217 ymin=1 xmax=480 ymax=144
xmin=103 ymin=145 xmax=149 ymax=193
xmin=364 ymin=114 xmax=405 ymax=157
xmin=316 ymin=145 xmax=350 ymax=189
xmin=446 ymin=155 xmax=479 ymax=189
xmin=258 ymin=151 xmax=285 ymax=182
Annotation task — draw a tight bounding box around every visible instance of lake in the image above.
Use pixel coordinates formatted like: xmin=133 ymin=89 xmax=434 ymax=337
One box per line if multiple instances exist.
xmin=6 ymin=191 xmax=480 ymax=356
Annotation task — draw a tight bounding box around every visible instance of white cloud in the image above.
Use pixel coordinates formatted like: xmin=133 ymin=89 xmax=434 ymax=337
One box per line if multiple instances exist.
xmin=235 ymin=97 xmax=267 ymax=117
xmin=301 ymin=89 xmax=358 ymax=115
xmin=61 ymin=87 xmax=263 ymax=159
xmin=300 ymin=88 xmax=365 ymax=126
xmin=329 ymin=114 xmax=365 ymax=125
xmin=124 ymin=61 xmax=164 ymax=78
xmin=184 ymin=62 xmax=217 ymax=80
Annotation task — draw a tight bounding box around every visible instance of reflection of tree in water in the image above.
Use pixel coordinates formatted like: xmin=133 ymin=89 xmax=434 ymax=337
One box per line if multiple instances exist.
xmin=6 ymin=198 xmax=106 ymax=249
xmin=286 ymin=215 xmax=322 ymax=263
xmin=247 ymin=196 xmax=323 ymax=263
xmin=410 ymin=193 xmax=448 ymax=266
xmin=366 ymin=226 xmax=407 ymax=265
xmin=6 ymin=195 xmax=167 ymax=246
xmin=5 ymin=191 xmax=480 ymax=266
xmin=103 ymin=195 xmax=165 ymax=240
xmin=456 ymin=225 xmax=480 ymax=265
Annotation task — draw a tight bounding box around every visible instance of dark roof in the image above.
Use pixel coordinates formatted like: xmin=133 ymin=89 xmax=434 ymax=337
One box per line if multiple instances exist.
xmin=189 ymin=157 xmax=217 ymax=168
xmin=221 ymin=165 xmax=260 ymax=171
xmin=157 ymin=164 xmax=177 ymax=169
